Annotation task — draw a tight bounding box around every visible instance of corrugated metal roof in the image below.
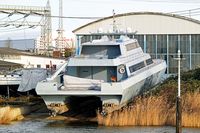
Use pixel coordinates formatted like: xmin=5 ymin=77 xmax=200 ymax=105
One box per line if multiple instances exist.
xmin=0 ymin=47 xmax=66 ymax=60
xmin=0 ymin=47 xmax=33 ymax=55
xmin=0 ymin=60 xmax=22 ymax=66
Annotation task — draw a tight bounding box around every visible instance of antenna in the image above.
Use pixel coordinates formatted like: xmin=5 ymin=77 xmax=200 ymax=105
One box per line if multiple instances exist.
xmin=112 ymin=9 xmax=117 ymax=33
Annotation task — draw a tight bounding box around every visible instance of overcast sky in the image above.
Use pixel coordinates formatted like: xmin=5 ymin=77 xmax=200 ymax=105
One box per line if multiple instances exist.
xmin=0 ymin=0 xmax=200 ymax=39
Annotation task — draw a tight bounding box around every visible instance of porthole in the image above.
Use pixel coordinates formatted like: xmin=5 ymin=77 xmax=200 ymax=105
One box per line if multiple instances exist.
xmin=118 ymin=65 xmax=125 ymax=74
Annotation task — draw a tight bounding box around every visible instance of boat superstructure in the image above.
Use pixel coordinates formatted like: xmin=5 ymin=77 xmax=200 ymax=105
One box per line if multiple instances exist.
xmin=36 ymin=36 xmax=166 ymax=115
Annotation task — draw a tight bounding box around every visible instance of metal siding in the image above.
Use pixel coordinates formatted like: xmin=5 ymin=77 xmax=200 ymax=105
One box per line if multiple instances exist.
xmin=0 ymin=39 xmax=35 ymax=50
xmin=74 ymin=13 xmax=200 ymax=74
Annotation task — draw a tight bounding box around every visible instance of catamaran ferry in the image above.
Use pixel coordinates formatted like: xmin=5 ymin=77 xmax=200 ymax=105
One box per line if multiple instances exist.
xmin=36 ymin=35 xmax=166 ymax=116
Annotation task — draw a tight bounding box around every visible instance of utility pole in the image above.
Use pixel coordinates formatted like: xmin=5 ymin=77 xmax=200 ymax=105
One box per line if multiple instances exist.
xmin=175 ymin=50 xmax=182 ymax=133
xmin=56 ymin=0 xmax=65 ymax=57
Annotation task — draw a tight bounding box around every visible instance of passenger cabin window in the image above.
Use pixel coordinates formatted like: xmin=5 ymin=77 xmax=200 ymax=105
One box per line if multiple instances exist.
xmin=126 ymin=42 xmax=140 ymax=51
xmin=53 ymin=65 xmax=57 ymax=70
xmin=146 ymin=58 xmax=153 ymax=65
xmin=37 ymin=64 xmax=41 ymax=68
xmin=81 ymin=45 xmax=121 ymax=59
xmin=46 ymin=64 xmax=50 ymax=69
xmin=129 ymin=61 xmax=145 ymax=73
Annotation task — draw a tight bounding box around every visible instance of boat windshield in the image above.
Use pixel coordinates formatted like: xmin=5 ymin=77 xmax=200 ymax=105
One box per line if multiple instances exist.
xmin=80 ymin=45 xmax=121 ymax=59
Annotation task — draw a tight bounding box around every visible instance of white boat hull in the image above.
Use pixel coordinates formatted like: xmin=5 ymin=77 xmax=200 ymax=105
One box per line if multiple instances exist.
xmin=36 ymin=59 xmax=166 ymax=114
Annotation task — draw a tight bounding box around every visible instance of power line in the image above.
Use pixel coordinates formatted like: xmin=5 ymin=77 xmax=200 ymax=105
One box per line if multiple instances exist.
xmin=169 ymin=8 xmax=200 ymax=14
xmin=1 ymin=6 xmax=200 ymax=21
xmin=0 ymin=18 xmax=42 ymax=32
xmin=50 ymin=15 xmax=103 ymax=19
xmin=73 ymin=0 xmax=200 ymax=3
xmin=0 ymin=27 xmax=36 ymax=33
xmin=167 ymin=7 xmax=200 ymax=18
xmin=126 ymin=0 xmax=200 ymax=3
xmin=50 ymin=7 xmax=200 ymax=20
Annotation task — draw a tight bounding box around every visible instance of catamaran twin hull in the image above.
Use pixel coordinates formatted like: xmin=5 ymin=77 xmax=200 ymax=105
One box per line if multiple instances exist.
xmin=36 ymin=59 xmax=166 ymax=115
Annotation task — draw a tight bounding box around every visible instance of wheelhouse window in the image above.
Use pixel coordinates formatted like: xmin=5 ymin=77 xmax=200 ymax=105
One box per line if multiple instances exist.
xmin=146 ymin=58 xmax=153 ymax=65
xmin=129 ymin=61 xmax=145 ymax=73
xmin=81 ymin=45 xmax=121 ymax=59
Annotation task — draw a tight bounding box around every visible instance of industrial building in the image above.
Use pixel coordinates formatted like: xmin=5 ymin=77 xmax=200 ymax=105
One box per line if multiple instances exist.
xmin=0 ymin=39 xmax=35 ymax=51
xmin=73 ymin=12 xmax=200 ymax=74
xmin=0 ymin=47 xmax=65 ymax=70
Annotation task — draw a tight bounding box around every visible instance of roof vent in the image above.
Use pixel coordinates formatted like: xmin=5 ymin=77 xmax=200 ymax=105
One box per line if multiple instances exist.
xmin=97 ymin=28 xmax=103 ymax=33
xmin=126 ymin=27 xmax=132 ymax=33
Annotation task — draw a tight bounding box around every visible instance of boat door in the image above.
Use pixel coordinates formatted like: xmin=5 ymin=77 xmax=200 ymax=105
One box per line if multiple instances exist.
xmin=92 ymin=66 xmax=107 ymax=81
xmin=79 ymin=67 xmax=92 ymax=79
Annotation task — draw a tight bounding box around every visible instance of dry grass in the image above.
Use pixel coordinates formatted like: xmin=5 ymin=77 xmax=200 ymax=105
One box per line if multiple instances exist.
xmin=97 ymin=74 xmax=200 ymax=127
xmin=0 ymin=106 xmax=24 ymax=124
xmin=97 ymin=95 xmax=172 ymax=126
xmin=0 ymin=96 xmax=5 ymax=103
xmin=0 ymin=96 xmax=28 ymax=104
xmin=97 ymin=92 xmax=200 ymax=127
xmin=0 ymin=96 xmax=43 ymax=124
xmin=182 ymin=92 xmax=200 ymax=127
xmin=7 ymin=96 xmax=31 ymax=103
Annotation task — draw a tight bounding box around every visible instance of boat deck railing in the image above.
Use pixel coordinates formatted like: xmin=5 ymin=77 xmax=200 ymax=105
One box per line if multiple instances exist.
xmin=0 ymin=74 xmax=22 ymax=85
xmin=0 ymin=74 xmax=22 ymax=78
xmin=60 ymin=83 xmax=101 ymax=91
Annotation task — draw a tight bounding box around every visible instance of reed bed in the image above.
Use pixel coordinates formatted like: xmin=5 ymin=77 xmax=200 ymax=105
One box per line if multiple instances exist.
xmin=97 ymin=95 xmax=172 ymax=126
xmin=97 ymin=92 xmax=200 ymax=127
xmin=182 ymin=92 xmax=200 ymax=127
xmin=0 ymin=96 xmax=43 ymax=124
xmin=0 ymin=96 xmax=5 ymax=103
xmin=97 ymin=70 xmax=200 ymax=127
xmin=0 ymin=106 xmax=24 ymax=124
